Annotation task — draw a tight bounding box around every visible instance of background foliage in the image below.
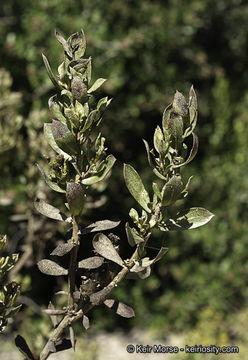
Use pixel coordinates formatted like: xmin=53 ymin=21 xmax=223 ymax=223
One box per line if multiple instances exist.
xmin=0 ymin=0 xmax=248 ymax=351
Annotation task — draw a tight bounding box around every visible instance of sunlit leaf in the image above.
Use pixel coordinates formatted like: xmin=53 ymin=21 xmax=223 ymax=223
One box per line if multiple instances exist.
xmin=123 ymin=164 xmax=151 ymax=213
xmin=42 ymin=54 xmax=60 ymax=89
xmin=125 ymin=223 xmax=144 ymax=247
xmin=88 ymin=78 xmax=107 ymax=93
xmin=82 ymin=155 xmax=116 ymax=185
xmin=50 ymin=242 xmax=75 ymax=256
xmin=93 ymin=233 xmax=124 ymax=267
xmin=161 ymin=175 xmax=183 ymax=206
xmin=162 ymin=207 xmax=214 ymax=231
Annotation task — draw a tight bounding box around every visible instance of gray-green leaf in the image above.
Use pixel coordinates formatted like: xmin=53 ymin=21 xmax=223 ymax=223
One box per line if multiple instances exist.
xmin=103 ymin=299 xmax=135 ymax=318
xmin=88 ymin=78 xmax=107 ymax=93
xmin=125 ymin=223 xmax=144 ymax=247
xmin=162 ymin=207 xmax=214 ymax=231
xmin=161 ymin=175 xmax=184 ymax=206
xmin=78 ymin=256 xmax=104 ymax=269
xmin=34 ymin=199 xmax=71 ymax=223
xmin=92 ymin=233 xmax=124 ymax=267
xmin=123 ymin=164 xmax=151 ymax=213
xmin=82 ymin=155 xmax=116 ymax=185
xmin=36 ymin=164 xmax=66 ymax=193
xmin=37 ymin=259 xmax=68 ymax=276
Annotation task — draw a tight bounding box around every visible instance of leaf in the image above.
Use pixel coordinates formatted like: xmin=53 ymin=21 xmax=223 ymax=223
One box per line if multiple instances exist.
xmin=55 ymin=30 xmax=72 ymax=58
xmin=82 ymin=315 xmax=90 ymax=330
xmin=88 ymin=78 xmax=107 ymax=93
xmin=143 ymin=139 xmax=156 ymax=168
xmin=123 ymin=164 xmax=151 ymax=213
xmin=66 ymin=182 xmax=85 ymax=216
xmin=168 ymin=112 xmax=184 ymax=151
xmin=125 ymin=222 xmax=144 ymax=247
xmin=78 ymin=256 xmax=104 ymax=269
xmin=36 ymin=163 xmax=65 ymax=193
xmin=34 ymin=198 xmax=71 ymax=223
xmin=43 ymin=309 xmax=67 ymax=315
xmin=50 ymin=242 xmax=75 ymax=256
xmin=42 ymin=54 xmax=60 ymax=89
xmin=126 ymin=266 xmax=151 ymax=280
xmin=67 ymin=29 xmax=86 ymax=59
xmin=173 ymin=133 xmax=198 ymax=168
xmin=44 ymin=123 xmax=72 ymax=160
xmin=80 ymin=219 xmax=121 ymax=235
xmin=6 ymin=304 xmax=22 ymax=318
xmin=161 ymin=175 xmax=184 ymax=206
xmin=48 ymin=95 xmax=67 ymax=125
xmin=104 ymin=299 xmax=135 ymax=318
xmin=173 ymin=90 xmax=188 ymax=117
xmin=153 ymin=126 xmax=164 ymax=153
xmin=51 ymin=120 xmax=80 ymax=155
xmin=162 ymin=207 xmax=214 ymax=231
xmin=93 ymin=233 xmax=124 ymax=267
xmin=82 ymin=155 xmax=116 ymax=185
xmin=15 ymin=335 xmax=35 ymax=360
xmin=37 ymin=259 xmax=68 ymax=276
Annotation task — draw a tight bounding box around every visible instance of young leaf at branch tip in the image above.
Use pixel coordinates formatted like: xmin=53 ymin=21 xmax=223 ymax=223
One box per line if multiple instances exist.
xmin=123 ymin=163 xmax=151 ymax=213
xmin=34 ymin=198 xmax=72 ymax=223
xmin=92 ymin=233 xmax=124 ymax=267
xmin=82 ymin=155 xmax=116 ymax=185
xmin=104 ymin=299 xmax=135 ymax=318
xmin=42 ymin=54 xmax=60 ymax=89
xmin=173 ymin=132 xmax=198 ymax=168
xmin=36 ymin=163 xmax=66 ymax=193
xmin=37 ymin=259 xmax=68 ymax=276
xmin=161 ymin=207 xmax=214 ymax=231
xmin=88 ymin=78 xmax=107 ymax=93
xmin=173 ymin=90 xmax=188 ymax=117
xmin=125 ymin=222 xmax=144 ymax=247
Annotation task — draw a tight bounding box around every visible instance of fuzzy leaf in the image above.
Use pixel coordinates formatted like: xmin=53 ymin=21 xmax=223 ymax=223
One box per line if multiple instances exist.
xmin=104 ymin=299 xmax=135 ymax=318
xmin=36 ymin=163 xmax=65 ymax=193
xmin=125 ymin=223 xmax=144 ymax=247
xmin=168 ymin=112 xmax=184 ymax=151
xmin=173 ymin=133 xmax=198 ymax=168
xmin=37 ymin=259 xmax=68 ymax=276
xmin=55 ymin=30 xmax=72 ymax=58
xmin=43 ymin=309 xmax=67 ymax=315
xmin=143 ymin=139 xmax=156 ymax=168
xmin=66 ymin=182 xmax=85 ymax=216
xmin=163 ymin=207 xmax=214 ymax=231
xmin=82 ymin=155 xmax=116 ymax=185
xmin=93 ymin=233 xmax=124 ymax=267
xmin=44 ymin=123 xmax=72 ymax=160
xmin=34 ymin=198 xmax=71 ymax=223
xmin=67 ymin=29 xmax=86 ymax=59
xmin=15 ymin=335 xmax=35 ymax=360
xmin=48 ymin=95 xmax=67 ymax=125
xmin=80 ymin=219 xmax=121 ymax=235
xmin=173 ymin=91 xmax=188 ymax=117
xmin=126 ymin=266 xmax=151 ymax=280
xmin=161 ymin=175 xmax=184 ymax=206
xmin=88 ymin=78 xmax=107 ymax=93
xmin=51 ymin=120 xmax=80 ymax=155
xmin=42 ymin=54 xmax=60 ymax=89
xmin=82 ymin=315 xmax=90 ymax=330
xmin=123 ymin=164 xmax=151 ymax=213
xmin=78 ymin=256 xmax=104 ymax=269
xmin=50 ymin=242 xmax=75 ymax=256
xmin=153 ymin=126 xmax=164 ymax=153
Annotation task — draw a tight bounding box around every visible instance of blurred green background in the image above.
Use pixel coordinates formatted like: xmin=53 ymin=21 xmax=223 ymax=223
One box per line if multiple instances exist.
xmin=0 ymin=0 xmax=248 ymax=357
